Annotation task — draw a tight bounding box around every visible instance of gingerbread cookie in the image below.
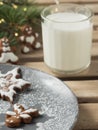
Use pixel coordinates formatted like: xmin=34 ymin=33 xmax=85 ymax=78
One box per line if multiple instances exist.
xmin=0 ymin=67 xmax=31 ymax=103
xmin=19 ymin=25 xmax=41 ymax=53
xmin=5 ymin=103 xmax=39 ymax=128
xmin=0 ymin=37 xmax=19 ymax=64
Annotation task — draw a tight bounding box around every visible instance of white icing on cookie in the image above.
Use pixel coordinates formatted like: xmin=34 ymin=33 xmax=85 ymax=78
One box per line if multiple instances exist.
xmin=22 ymin=108 xmax=37 ymax=114
xmin=14 ymin=104 xmax=23 ymax=114
xmin=20 ymin=114 xmax=30 ymax=118
xmin=6 ymin=111 xmax=16 ymax=116
xmin=6 ymin=103 xmax=40 ymax=127
xmin=10 ymin=120 xmax=14 ymax=123
xmin=0 ymin=37 xmax=19 ymax=63
xmin=0 ymin=67 xmax=31 ymax=102
xmin=35 ymin=42 xmax=41 ymax=49
xmin=26 ymin=36 xmax=35 ymax=44
xmin=3 ymin=46 xmax=11 ymax=52
xmin=6 ymin=119 xmax=10 ymax=122
xmin=35 ymin=33 xmax=39 ymax=37
xmin=20 ymin=25 xmax=41 ymax=54
xmin=0 ymin=52 xmax=18 ymax=63
xmin=16 ymin=116 xmax=20 ymax=119
xmin=23 ymin=46 xmax=30 ymax=53
xmin=20 ymin=36 xmax=25 ymax=41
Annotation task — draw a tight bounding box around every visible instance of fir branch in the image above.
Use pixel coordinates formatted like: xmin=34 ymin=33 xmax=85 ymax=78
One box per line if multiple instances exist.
xmin=0 ymin=0 xmax=43 ymax=46
xmin=1 ymin=0 xmax=36 ymax=5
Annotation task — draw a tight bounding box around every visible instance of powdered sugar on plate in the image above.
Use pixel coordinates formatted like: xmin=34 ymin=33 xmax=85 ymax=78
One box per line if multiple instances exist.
xmin=0 ymin=64 xmax=78 ymax=130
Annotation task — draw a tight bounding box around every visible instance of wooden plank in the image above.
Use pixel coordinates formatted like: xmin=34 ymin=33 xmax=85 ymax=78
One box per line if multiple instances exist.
xmin=17 ymin=43 xmax=98 ymax=62
xmin=29 ymin=0 xmax=98 ymax=4
xmin=28 ymin=0 xmax=98 ymax=15
xmin=40 ymin=4 xmax=98 ymax=14
xmin=20 ymin=59 xmax=98 ymax=80
xmin=16 ymin=42 xmax=96 ymax=63
xmin=17 ymin=33 xmax=98 ymax=63
xmin=16 ymin=42 xmax=98 ymax=64
xmin=93 ymin=15 xmax=98 ymax=26
xmin=91 ymin=43 xmax=98 ymax=57
xmin=28 ymin=0 xmax=98 ymax=14
xmin=93 ymin=30 xmax=98 ymax=41
xmin=86 ymin=4 xmax=98 ymax=14
xmin=74 ymin=103 xmax=98 ymax=130
xmin=65 ymin=80 xmax=98 ymax=103
xmin=17 ymin=48 xmax=43 ymax=61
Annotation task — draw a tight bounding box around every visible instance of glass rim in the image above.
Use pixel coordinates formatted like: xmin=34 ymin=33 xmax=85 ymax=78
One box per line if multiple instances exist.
xmin=41 ymin=3 xmax=93 ymax=23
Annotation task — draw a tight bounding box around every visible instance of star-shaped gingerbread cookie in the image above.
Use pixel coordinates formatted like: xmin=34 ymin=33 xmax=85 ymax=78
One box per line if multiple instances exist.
xmin=0 ymin=67 xmax=31 ymax=103
xmin=5 ymin=104 xmax=39 ymax=127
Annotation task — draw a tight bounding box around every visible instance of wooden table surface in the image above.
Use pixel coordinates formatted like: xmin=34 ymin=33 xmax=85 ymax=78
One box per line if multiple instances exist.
xmin=18 ymin=0 xmax=98 ymax=130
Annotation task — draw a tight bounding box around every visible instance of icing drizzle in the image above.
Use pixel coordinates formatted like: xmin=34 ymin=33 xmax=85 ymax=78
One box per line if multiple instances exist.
xmin=0 ymin=67 xmax=31 ymax=103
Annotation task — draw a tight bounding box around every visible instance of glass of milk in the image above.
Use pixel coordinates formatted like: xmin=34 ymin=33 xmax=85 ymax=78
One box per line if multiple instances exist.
xmin=41 ymin=4 xmax=93 ymax=74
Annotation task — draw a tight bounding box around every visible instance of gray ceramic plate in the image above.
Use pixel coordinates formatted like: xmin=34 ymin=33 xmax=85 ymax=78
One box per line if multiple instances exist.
xmin=0 ymin=64 xmax=78 ymax=130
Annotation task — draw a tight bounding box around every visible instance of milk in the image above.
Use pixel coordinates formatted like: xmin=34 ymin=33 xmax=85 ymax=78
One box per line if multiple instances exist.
xmin=42 ymin=12 xmax=92 ymax=73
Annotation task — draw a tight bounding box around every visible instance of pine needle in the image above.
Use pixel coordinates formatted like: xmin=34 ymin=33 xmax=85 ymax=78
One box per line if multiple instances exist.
xmin=0 ymin=0 xmax=43 ymax=46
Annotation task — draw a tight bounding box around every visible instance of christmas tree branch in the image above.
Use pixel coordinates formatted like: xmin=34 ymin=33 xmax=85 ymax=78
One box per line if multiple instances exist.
xmin=0 ymin=0 xmax=43 ymax=46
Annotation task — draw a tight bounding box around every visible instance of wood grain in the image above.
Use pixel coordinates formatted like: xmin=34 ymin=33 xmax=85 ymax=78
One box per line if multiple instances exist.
xmin=18 ymin=42 xmax=98 ymax=61
xmin=93 ymin=15 xmax=98 ymax=26
xmin=29 ymin=0 xmax=98 ymax=4
xmin=18 ymin=49 xmax=43 ymax=61
xmin=65 ymin=80 xmax=98 ymax=103
xmin=21 ymin=59 xmax=98 ymax=80
xmin=86 ymin=4 xmax=98 ymax=14
xmin=74 ymin=103 xmax=98 ymax=130
xmin=93 ymin=30 xmax=98 ymax=41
